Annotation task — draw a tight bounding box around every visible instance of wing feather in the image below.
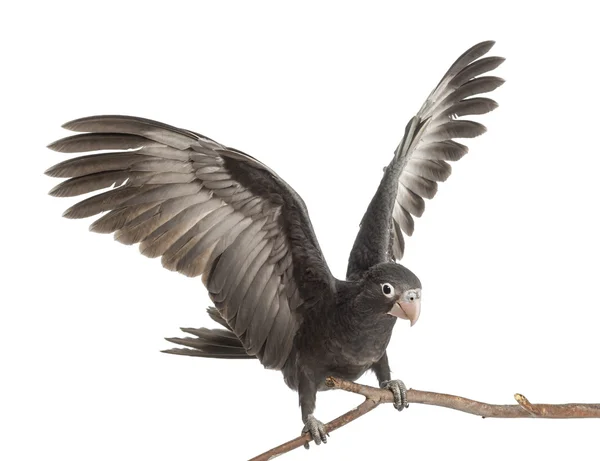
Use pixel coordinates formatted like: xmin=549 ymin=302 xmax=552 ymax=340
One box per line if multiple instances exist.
xmin=62 ymin=186 xmax=150 ymax=219
xmin=227 ymin=240 xmax=275 ymax=326
xmin=246 ymin=291 xmax=280 ymax=355
xmin=137 ymin=199 xmax=223 ymax=257
xmin=263 ymin=301 xmax=296 ymax=369
xmin=235 ymin=264 xmax=276 ymax=334
xmin=47 ymin=133 xmax=155 ymax=153
xmin=348 ymin=41 xmax=504 ymax=275
xmin=208 ymin=218 xmax=268 ymax=295
xmin=215 ymin=233 xmax=269 ymax=307
xmin=116 ymin=190 xmax=212 ymax=244
xmin=47 ymin=115 xmax=335 ymax=369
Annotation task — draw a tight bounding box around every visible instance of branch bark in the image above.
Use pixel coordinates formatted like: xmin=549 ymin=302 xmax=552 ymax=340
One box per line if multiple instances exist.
xmin=249 ymin=377 xmax=600 ymax=461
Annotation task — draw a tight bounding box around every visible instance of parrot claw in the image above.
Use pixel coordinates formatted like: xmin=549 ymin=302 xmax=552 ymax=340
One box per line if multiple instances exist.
xmin=301 ymin=414 xmax=329 ymax=449
xmin=381 ymin=379 xmax=408 ymax=411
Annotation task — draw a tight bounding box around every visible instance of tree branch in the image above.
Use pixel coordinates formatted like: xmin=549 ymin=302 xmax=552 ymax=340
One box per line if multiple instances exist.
xmin=249 ymin=377 xmax=600 ymax=461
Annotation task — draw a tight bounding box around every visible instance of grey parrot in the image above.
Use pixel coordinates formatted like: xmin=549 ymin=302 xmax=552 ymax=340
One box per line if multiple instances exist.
xmin=46 ymin=41 xmax=504 ymax=447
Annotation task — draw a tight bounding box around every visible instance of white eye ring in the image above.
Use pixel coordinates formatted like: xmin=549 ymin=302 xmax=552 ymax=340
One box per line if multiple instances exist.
xmin=404 ymin=290 xmax=420 ymax=303
xmin=381 ymin=283 xmax=395 ymax=298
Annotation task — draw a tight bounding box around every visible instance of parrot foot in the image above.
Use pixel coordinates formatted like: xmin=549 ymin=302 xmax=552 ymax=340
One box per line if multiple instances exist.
xmin=381 ymin=379 xmax=408 ymax=411
xmin=301 ymin=414 xmax=329 ymax=449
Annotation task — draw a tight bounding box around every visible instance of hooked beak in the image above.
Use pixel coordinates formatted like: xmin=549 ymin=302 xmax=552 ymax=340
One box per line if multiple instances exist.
xmin=388 ymin=298 xmax=421 ymax=326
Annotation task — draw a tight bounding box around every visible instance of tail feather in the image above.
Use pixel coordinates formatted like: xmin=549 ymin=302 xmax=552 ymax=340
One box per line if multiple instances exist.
xmin=179 ymin=327 xmax=243 ymax=348
xmin=162 ymin=348 xmax=253 ymax=359
xmin=162 ymin=308 xmax=256 ymax=359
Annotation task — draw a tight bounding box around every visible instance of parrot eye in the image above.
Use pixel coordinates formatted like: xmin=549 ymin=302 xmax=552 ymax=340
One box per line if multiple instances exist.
xmin=405 ymin=290 xmax=419 ymax=302
xmin=381 ymin=283 xmax=395 ymax=298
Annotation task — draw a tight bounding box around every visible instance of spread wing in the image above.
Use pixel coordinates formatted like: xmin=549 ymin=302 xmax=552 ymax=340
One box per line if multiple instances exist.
xmin=46 ymin=115 xmax=335 ymax=370
xmin=347 ymin=41 xmax=505 ymax=278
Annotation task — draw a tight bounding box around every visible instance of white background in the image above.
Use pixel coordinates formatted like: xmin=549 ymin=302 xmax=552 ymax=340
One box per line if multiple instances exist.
xmin=2 ymin=1 xmax=599 ymax=460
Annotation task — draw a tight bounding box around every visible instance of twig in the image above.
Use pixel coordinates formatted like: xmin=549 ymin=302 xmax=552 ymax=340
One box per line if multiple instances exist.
xmin=248 ymin=397 xmax=379 ymax=461
xmin=333 ymin=378 xmax=600 ymax=418
xmin=249 ymin=377 xmax=600 ymax=460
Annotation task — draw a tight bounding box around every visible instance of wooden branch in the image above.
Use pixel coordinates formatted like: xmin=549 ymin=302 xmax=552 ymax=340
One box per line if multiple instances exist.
xmin=332 ymin=377 xmax=600 ymax=418
xmin=249 ymin=377 xmax=600 ymax=461
xmin=248 ymin=397 xmax=379 ymax=461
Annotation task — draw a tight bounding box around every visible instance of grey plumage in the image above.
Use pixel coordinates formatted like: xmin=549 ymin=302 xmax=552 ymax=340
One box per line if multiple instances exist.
xmin=347 ymin=41 xmax=504 ymax=274
xmin=47 ymin=114 xmax=329 ymax=371
xmin=46 ymin=41 xmax=504 ymax=445
xmin=47 ymin=133 xmax=153 ymax=153
xmin=165 ymin=328 xmax=253 ymax=359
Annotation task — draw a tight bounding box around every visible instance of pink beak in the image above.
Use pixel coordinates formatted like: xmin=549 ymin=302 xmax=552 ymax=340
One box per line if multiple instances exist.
xmin=388 ymin=299 xmax=421 ymax=326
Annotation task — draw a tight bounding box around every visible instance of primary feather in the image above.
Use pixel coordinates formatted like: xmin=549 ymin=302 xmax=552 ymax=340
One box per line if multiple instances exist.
xmin=347 ymin=41 xmax=504 ymax=278
xmin=46 ymin=115 xmax=335 ymax=370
